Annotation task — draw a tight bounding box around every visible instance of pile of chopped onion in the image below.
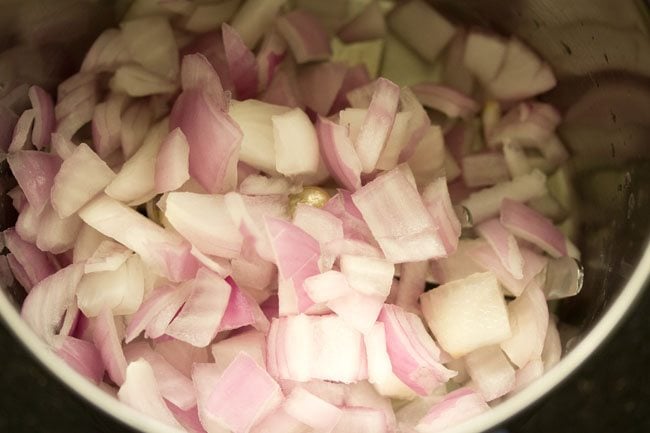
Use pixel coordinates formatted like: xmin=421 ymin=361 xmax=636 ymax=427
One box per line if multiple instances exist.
xmin=1 ymin=0 xmax=584 ymax=432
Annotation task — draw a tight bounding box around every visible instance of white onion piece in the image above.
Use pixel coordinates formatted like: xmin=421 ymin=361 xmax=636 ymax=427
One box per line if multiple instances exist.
xmin=331 ymin=64 xmax=371 ymax=113
xmin=387 ymin=0 xmax=456 ymax=63
xmin=464 ymin=345 xmax=515 ymax=401
xmin=192 ymin=363 xmax=231 ymax=433
xmin=500 ymin=284 xmax=549 ymax=368
xmin=106 ymin=118 xmax=167 ymax=205
xmin=339 ymin=254 xmax=394 ymax=297
xmin=121 ymin=16 xmax=179 ymax=80
xmin=500 ymin=198 xmax=568 ymax=258
xmin=124 ymin=341 xmax=197 ymax=410
xmin=352 ymin=167 xmax=446 ymax=263
xmin=84 ymin=240 xmax=132 ymax=274
xmin=475 ymin=218 xmax=523 ymax=279
xmin=93 ymin=308 xmax=128 ymax=386
xmin=230 ymin=0 xmax=288 ymax=48
xmin=442 ymin=31 xmax=474 ymax=95
xmin=8 ymin=108 xmax=36 ymax=153
xmin=407 ymin=126 xmax=445 ymax=187
xmin=81 ymin=28 xmax=131 ymax=73
xmin=181 ymin=53 xmax=228 ymax=110
xmin=486 ymin=38 xmax=556 ymax=101
xmin=110 ymin=65 xmax=177 ymax=97
xmin=35 ymin=205 xmax=83 ymax=254
xmin=50 ymin=133 xmax=77 ymax=160
xmin=333 ymin=407 xmax=387 ymax=433
xmin=51 ymin=142 xmax=116 ymax=218
xmin=54 ymin=336 xmax=105 ymax=384
xmin=211 ymin=330 xmax=267 ymax=373
xmin=488 ymin=101 xmax=561 ymax=148
xmin=183 ymin=0 xmax=241 ymax=33
xmin=397 ymin=87 xmax=431 ymax=163
xmin=265 ymin=216 xmax=321 ymax=315
xmin=166 ymin=268 xmax=232 ymax=347
xmin=378 ymin=304 xmax=454 ymax=396
xmin=284 ymin=387 xmax=342 ymax=433
xmin=298 ymin=62 xmax=347 ymax=116
xmin=328 ymin=289 xmax=385 ymax=335
xmin=4 ymin=228 xmax=58 ymax=288
xmin=28 ymin=85 xmax=55 ymax=150
xmin=411 ymin=83 xmax=479 ymax=119
xmin=354 ymin=78 xmax=400 ymax=173
xmin=125 ymin=285 xmax=186 ymax=343
xmin=121 ymin=101 xmax=154 ymax=158
xmin=6 ymin=253 xmax=32 ymax=292
xmin=164 ymin=192 xmax=243 ymax=257
xmin=541 ymin=317 xmax=562 ymax=371
xmin=316 ymin=116 xmax=363 ymax=191
xmin=261 ymin=63 xmax=304 ymax=109
xmin=55 ymin=73 xmax=100 ymax=140
xmin=414 ymin=387 xmax=489 ymax=433
xmin=293 ymin=204 xmax=344 ymax=247
xmin=395 ymin=261 xmax=429 ymax=314
xmin=421 ymin=177 xmax=461 ymax=255
xmin=430 ymin=239 xmax=484 ymax=284
xmin=229 ymin=99 xmax=289 ymax=174
xmin=153 ymin=128 xmax=190 ymax=194
xmin=91 ymin=93 xmax=129 ymax=158
xmin=323 ymin=190 xmax=375 ymax=243
xmin=118 ymin=359 xmax=183 ymax=429
xmin=7 ymin=150 xmax=61 ymax=214
xmin=420 ymin=272 xmax=511 ymax=358
xmin=468 ymin=244 xmax=548 ymax=297
xmin=461 ymin=152 xmax=511 ymax=188
xmin=205 ymin=352 xmax=283 ymax=433
xmin=272 ymin=108 xmax=320 ymax=177
xmin=511 ymin=358 xmax=544 ymax=395
xmin=79 ymin=195 xmax=200 ymax=282
xmin=502 ymin=142 xmax=531 ymax=177
xmin=223 ymin=23 xmax=259 ymax=100
xmin=337 ymin=1 xmax=386 ymax=43
xmin=460 ymin=169 xmax=547 ymax=223
xmin=463 ymin=31 xmax=507 ymax=84
xmin=21 ymin=263 xmax=83 ymax=345
xmin=276 ymin=10 xmax=331 ymax=64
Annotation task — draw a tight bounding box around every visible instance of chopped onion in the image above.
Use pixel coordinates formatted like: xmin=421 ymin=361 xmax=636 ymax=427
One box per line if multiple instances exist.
xmin=337 ymin=1 xmax=386 ymax=43
xmin=272 ymin=107 xmax=320 ymax=176
xmin=211 ymin=329 xmax=267 ymax=372
xmin=4 ymin=228 xmax=59 ymax=289
xmin=7 ymin=150 xmax=61 ymax=214
xmin=541 ymin=317 xmax=562 ymax=371
xmin=81 ymin=28 xmax=131 ymax=73
xmin=461 ymin=152 xmax=511 ymax=188
xmin=411 ymin=83 xmax=479 ymax=119
xmin=421 ymin=177 xmax=461 ymax=255
xmin=28 ymin=85 xmax=55 ymax=150
xmin=316 ymin=116 xmax=362 ymax=191
xmin=283 ymin=387 xmax=342 ymax=432
xmin=464 ymin=345 xmax=515 ymax=401
xmin=298 ymin=62 xmax=347 ymax=115
xmin=54 ymin=335 xmax=105 ymax=384
xmin=222 ymin=23 xmax=259 ymax=100
xmin=93 ymin=308 xmax=128 ymax=385
xmin=414 ymin=387 xmax=489 ymax=433
xmin=475 ymin=218 xmax=523 ymax=279
xmin=276 ymin=10 xmax=331 ymax=64
xmin=121 ymin=16 xmax=179 ymax=80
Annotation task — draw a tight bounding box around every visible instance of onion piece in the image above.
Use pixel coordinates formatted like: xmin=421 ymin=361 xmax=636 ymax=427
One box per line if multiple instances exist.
xmin=338 ymin=1 xmax=386 ymax=43
xmin=4 ymin=228 xmax=58 ymax=288
xmin=395 ymin=261 xmax=429 ymax=313
xmin=165 ymin=268 xmax=232 ymax=347
xmin=171 ymin=89 xmax=242 ymax=193
xmin=352 ymin=166 xmax=446 ymax=263
xmin=420 ymin=272 xmax=511 ymax=358
xmin=211 ymin=329 xmax=267 ymax=373
xmin=222 ymin=23 xmax=259 ymax=100
xmin=464 ymin=345 xmax=516 ymax=401
xmin=387 ymin=0 xmax=456 ymax=63
xmin=334 ymin=407 xmax=387 ymax=433
xmin=92 ymin=93 xmax=129 ymax=158
xmin=34 ymin=205 xmax=82 ymax=254
xmin=182 ymin=0 xmax=241 ymax=33
xmin=192 ymin=363 xmax=230 ymax=433
xmin=51 ymin=142 xmax=116 ymax=219
xmin=78 ymin=194 xmax=200 ymax=282
xmin=397 ymin=87 xmax=431 ymax=163
xmin=205 ymin=352 xmax=283 ymax=433
xmin=81 ymin=28 xmax=131 ymax=72
xmin=121 ymin=16 xmax=179 ymax=80
xmin=502 ymin=142 xmax=531 ymax=177
xmin=20 ymin=263 xmax=83 ymax=344
xmin=84 ymin=240 xmax=132 ymax=274
xmin=411 ymin=83 xmax=479 ymax=119
xmin=542 ymin=317 xmax=562 ymax=371
xmin=276 ymin=10 xmax=331 ymax=64
xmin=460 ymin=169 xmax=547 ymax=223
xmin=163 ymin=192 xmax=242 ymax=258
xmin=375 ymin=111 xmax=414 ymax=170
xmin=500 ymin=284 xmax=549 ymax=368
xmin=124 ymin=341 xmax=197 ymax=410
xmin=7 ymin=150 xmax=61 ymax=214
xmin=54 ymin=335 xmax=105 ymax=384
xmin=154 ymin=128 xmax=190 ymax=194
xmin=283 ymin=387 xmax=342 ymax=432
xmin=330 ymin=64 xmax=371 ymax=113
xmin=230 ymin=0 xmax=288 ymax=49
xmin=293 ymin=203 xmax=344 ymax=247
xmin=121 ymin=100 xmax=154 ymax=158
xmin=298 ymin=61 xmax=347 ymax=116
xmin=354 ymin=78 xmax=400 ymax=173
xmin=125 ymin=285 xmax=187 ymax=343
xmin=181 ymin=54 xmax=228 ymax=110
xmin=500 ymin=198 xmax=568 ymax=258
xmin=219 ymin=277 xmax=270 ymax=332
xmin=118 ymin=359 xmax=182 ymax=429
xmin=55 ymin=73 xmax=100 ymax=139
xmin=407 ymin=126 xmax=445 ymax=187
xmin=488 ymin=101 xmax=560 ymax=148
xmin=475 ymin=218 xmax=523 ymax=279
xmin=461 ymin=152 xmax=511 ymax=188
xmin=316 ymin=116 xmax=362 ymax=191
xmin=414 ymin=387 xmax=489 ymax=433
xmin=93 ymin=308 xmax=128 ymax=386
xmin=272 ymin=108 xmax=320 ymax=176
xmin=28 ymin=86 xmax=55 ymax=150
xmin=339 ymin=255 xmax=394 ymax=297
xmin=442 ymin=31 xmax=474 ymax=95
xmin=378 ymin=304 xmax=454 ymax=396
xmin=463 ymin=31 xmax=507 ymax=84
xmin=261 ymin=63 xmax=304 ymax=109
xmin=265 ymin=216 xmax=321 ymax=315
xmin=421 ymin=177 xmax=461 ymax=255
xmin=256 ymin=30 xmax=288 ymax=91
xmin=511 ymin=358 xmax=544 ymax=395
xmin=229 ymin=99 xmax=289 ymax=174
